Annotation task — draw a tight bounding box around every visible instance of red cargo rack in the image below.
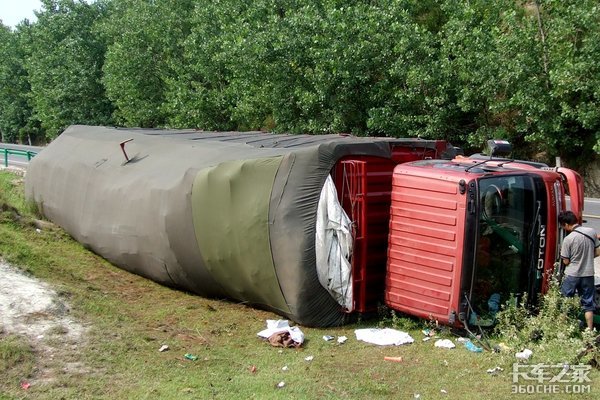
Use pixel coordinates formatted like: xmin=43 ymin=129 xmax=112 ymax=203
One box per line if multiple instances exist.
xmin=334 ymin=157 xmax=395 ymax=312
xmin=332 ymin=143 xmax=444 ymax=313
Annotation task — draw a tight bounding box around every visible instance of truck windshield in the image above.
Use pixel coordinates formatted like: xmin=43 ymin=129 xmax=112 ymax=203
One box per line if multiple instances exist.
xmin=469 ymin=175 xmax=540 ymax=325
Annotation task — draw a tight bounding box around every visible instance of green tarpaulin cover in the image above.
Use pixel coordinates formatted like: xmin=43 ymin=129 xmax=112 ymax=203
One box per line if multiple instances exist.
xmin=26 ymin=125 xmax=444 ymax=326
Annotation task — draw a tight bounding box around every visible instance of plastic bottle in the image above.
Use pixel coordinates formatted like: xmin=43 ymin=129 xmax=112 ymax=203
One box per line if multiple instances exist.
xmin=465 ymin=340 xmax=483 ymax=353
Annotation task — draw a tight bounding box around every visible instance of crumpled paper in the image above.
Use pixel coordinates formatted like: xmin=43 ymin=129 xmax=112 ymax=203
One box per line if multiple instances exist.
xmin=515 ymin=348 xmax=533 ymax=360
xmin=257 ymin=320 xmax=305 ymax=347
xmin=434 ymin=339 xmax=456 ymax=349
xmin=354 ymin=328 xmax=414 ymax=346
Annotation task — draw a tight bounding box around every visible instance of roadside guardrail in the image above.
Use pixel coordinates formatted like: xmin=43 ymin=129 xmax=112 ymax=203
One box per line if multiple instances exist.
xmin=1 ymin=147 xmax=37 ymax=167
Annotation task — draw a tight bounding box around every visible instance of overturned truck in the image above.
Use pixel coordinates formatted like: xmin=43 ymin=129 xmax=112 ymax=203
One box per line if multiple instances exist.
xmin=25 ymin=126 xmax=584 ymax=327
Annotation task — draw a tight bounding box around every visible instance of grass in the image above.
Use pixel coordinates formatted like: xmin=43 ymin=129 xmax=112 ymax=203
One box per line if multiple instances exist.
xmin=1 ymin=169 xmax=599 ymax=399
xmin=0 ymin=334 xmax=35 ymax=390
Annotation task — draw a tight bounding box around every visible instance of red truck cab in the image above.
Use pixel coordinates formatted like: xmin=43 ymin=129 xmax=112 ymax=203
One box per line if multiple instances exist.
xmin=385 ymin=156 xmax=583 ymax=326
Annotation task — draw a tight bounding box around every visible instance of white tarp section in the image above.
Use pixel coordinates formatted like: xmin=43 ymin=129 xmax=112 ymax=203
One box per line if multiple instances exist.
xmin=315 ymin=175 xmax=353 ymax=310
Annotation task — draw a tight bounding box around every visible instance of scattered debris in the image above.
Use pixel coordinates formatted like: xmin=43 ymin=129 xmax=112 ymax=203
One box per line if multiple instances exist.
xmin=268 ymin=331 xmax=301 ymax=348
xmin=354 ymin=328 xmax=414 ymax=346
xmin=384 ymin=356 xmax=403 ymax=362
xmin=456 ymin=337 xmax=469 ymax=343
xmin=282 ymin=365 xmax=288 ymax=371
xmin=257 ymin=320 xmax=304 ymax=348
xmin=32 ymin=219 xmax=55 ymax=231
xmin=495 ymin=342 xmax=511 ymax=353
xmin=183 ymin=353 xmax=198 ymax=361
xmin=422 ymin=337 xmax=431 ymax=342
xmin=20 ymin=381 xmax=31 ymax=390
xmin=304 ymin=355 xmax=314 ymax=362
xmin=249 ymin=365 xmax=257 ymax=373
xmin=441 ymin=389 xmax=448 ymax=394
xmin=464 ymin=340 xmax=483 ymax=353
xmin=486 ymin=366 xmax=504 ymax=375
xmin=269 ymin=334 xmax=294 ymax=348
xmin=321 ymin=334 xmax=348 ymax=343
xmin=434 ymin=339 xmax=455 ymax=349
xmin=158 ymin=344 xmax=169 ymax=352
xmin=515 ymin=349 xmax=533 ymax=360
xmin=422 ymin=329 xmax=436 ymax=337
xmin=277 ymin=381 xmax=285 ymax=388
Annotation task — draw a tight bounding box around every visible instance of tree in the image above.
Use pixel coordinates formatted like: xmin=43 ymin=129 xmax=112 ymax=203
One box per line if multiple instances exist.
xmin=437 ymin=0 xmax=552 ymax=157
xmin=100 ymin=0 xmax=194 ymax=128
xmin=0 ymin=0 xmax=597 ymax=168
xmin=23 ymin=0 xmax=113 ymax=140
xmin=0 ymin=24 xmax=25 ymax=142
xmin=363 ymin=0 xmax=451 ymax=138
xmin=540 ymin=0 xmax=600 ymax=166
xmin=163 ymin=0 xmax=249 ymax=131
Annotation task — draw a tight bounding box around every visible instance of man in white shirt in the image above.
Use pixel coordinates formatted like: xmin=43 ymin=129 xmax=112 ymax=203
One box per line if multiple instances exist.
xmin=558 ymin=211 xmax=600 ymax=330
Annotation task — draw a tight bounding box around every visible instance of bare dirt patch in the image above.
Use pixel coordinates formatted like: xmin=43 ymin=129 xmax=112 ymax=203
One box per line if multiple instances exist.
xmin=0 ymin=260 xmax=88 ymax=385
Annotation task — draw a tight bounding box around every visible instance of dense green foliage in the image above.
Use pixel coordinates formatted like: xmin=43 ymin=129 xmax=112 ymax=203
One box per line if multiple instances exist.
xmin=0 ymin=24 xmax=37 ymax=143
xmin=0 ymin=0 xmax=598 ymax=165
xmin=494 ymin=281 xmax=600 ymax=364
